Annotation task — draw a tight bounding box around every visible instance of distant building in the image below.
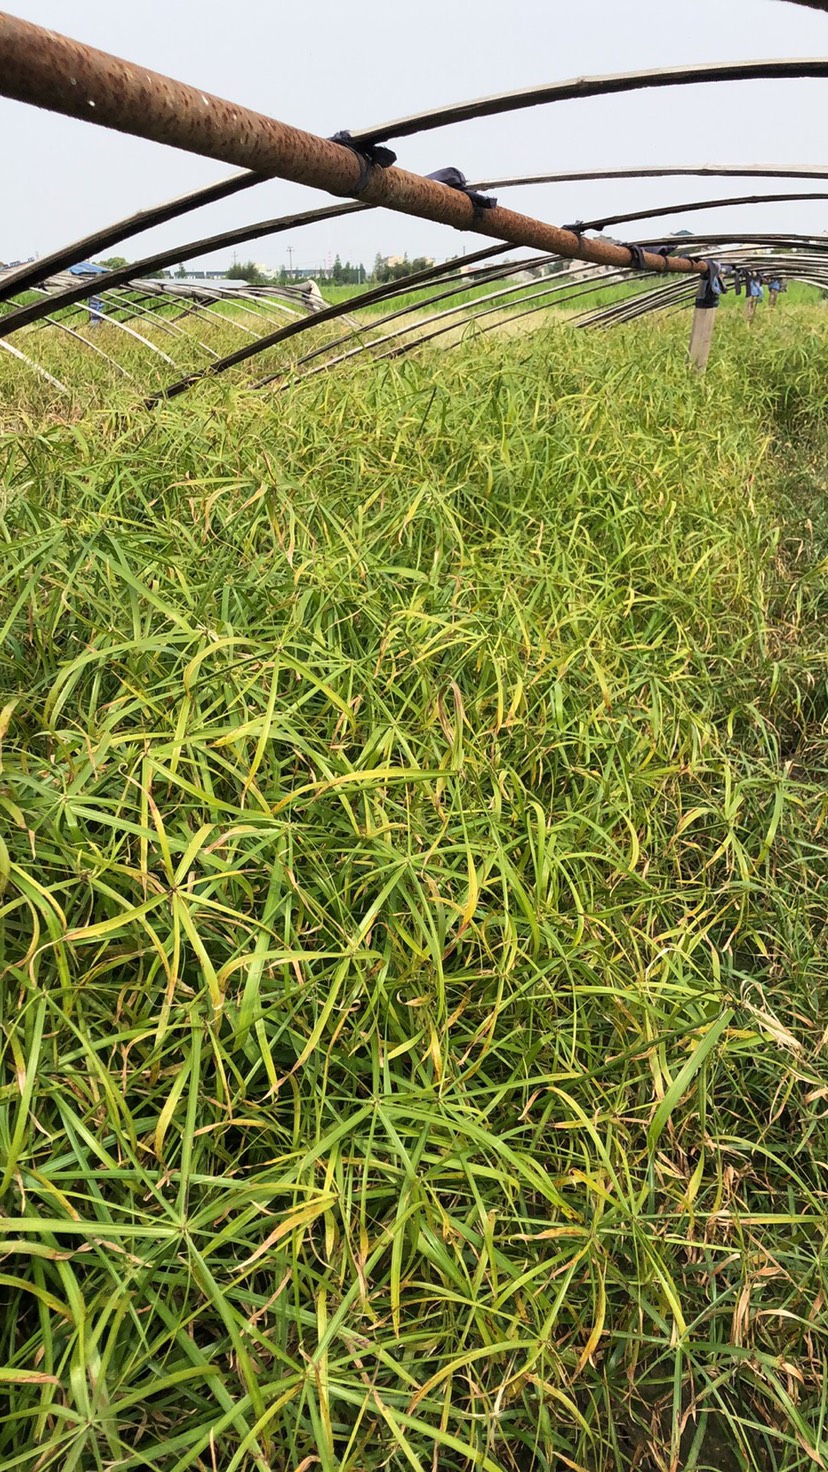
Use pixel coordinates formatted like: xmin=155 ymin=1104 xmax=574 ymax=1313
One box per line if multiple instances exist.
xmin=460 ymin=259 xmax=503 ymax=277
xmin=175 ymin=269 xmax=244 ymax=281
xmin=67 ymin=261 xmax=108 ymax=277
xmin=154 ymin=277 xmax=249 ymax=290
xmin=0 ymin=256 xmax=36 ymax=274
xmin=381 ymin=254 xmax=435 ymax=270
xmin=566 ymin=238 xmax=619 ymax=279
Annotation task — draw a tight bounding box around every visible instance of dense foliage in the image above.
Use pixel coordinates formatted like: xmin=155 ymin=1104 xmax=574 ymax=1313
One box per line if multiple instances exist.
xmin=1 ymin=314 xmax=828 ymax=1470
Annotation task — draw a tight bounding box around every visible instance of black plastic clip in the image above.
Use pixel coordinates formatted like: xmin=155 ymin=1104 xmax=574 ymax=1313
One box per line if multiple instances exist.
xmin=696 ymin=259 xmax=725 ymax=309
xmin=427 ymin=167 xmax=497 ymax=223
xmin=562 ymin=220 xmax=586 ymax=240
xmin=329 ymin=131 xmax=397 ymax=197
xmin=622 ymin=243 xmax=650 ymax=272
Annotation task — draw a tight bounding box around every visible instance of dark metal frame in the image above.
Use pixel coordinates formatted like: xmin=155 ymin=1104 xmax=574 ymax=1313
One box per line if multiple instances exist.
xmin=2 ymin=11 xmax=828 ymax=399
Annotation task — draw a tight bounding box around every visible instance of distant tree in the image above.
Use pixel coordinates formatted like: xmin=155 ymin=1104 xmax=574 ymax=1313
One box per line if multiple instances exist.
xmin=343 ymin=260 xmax=366 ymax=284
xmin=96 ymin=255 xmax=129 ymax=270
xmin=174 ymin=265 xmax=188 ymax=279
xmin=372 ymin=253 xmax=433 ymax=283
xmin=324 ymin=256 xmax=365 ymax=285
xmin=226 ymin=260 xmax=269 ymax=284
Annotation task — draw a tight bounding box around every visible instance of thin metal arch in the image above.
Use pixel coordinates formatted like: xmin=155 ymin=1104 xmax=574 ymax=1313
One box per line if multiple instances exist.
xmin=475 ymin=164 xmax=828 ymax=189
xmin=131 ymin=281 xmax=273 ymax=338
xmin=96 ymin=288 xmax=198 ymax=340
xmin=30 ymin=308 xmax=136 ymax=380
xmin=99 ymin=289 xmax=220 ymax=359
xmin=148 ymin=241 xmax=511 ymax=403
xmin=0 ymin=199 xmax=365 ymax=330
xmin=576 ymin=280 xmax=695 ymax=329
xmin=278 ymin=266 xmax=635 ymax=387
xmin=26 ymin=284 xmax=179 ymax=363
xmin=0 ymin=336 xmax=69 ymax=392
xmin=5 ymin=52 xmax=828 ymax=310
xmin=0 ymin=170 xmax=263 ymax=302
xmin=641 ymin=230 xmax=828 ymax=250
xmin=139 ymin=278 xmax=307 ymax=318
xmin=138 ymin=193 xmax=828 ymax=398
xmin=68 ymin=303 xmax=175 ymax=363
xmin=153 ymin=295 xmax=268 ymax=341
xmin=352 ymin=59 xmax=828 ymax=145
xmin=252 ymin=256 xmax=563 ymax=387
xmin=561 ymin=189 xmax=828 ymax=235
xmin=6 ymin=169 xmax=828 ymax=346
xmin=262 ymin=253 xmax=694 ymax=390
xmin=366 ymin=272 xmax=646 ymax=366
xmin=373 ymin=266 xmax=666 ymax=359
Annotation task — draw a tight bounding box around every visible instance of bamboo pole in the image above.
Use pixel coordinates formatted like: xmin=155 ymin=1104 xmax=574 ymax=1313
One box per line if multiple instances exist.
xmin=0 ymin=12 xmax=706 ymax=285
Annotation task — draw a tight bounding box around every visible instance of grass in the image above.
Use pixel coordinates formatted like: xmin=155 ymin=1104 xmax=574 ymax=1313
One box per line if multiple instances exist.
xmin=1 ymin=310 xmax=828 ymax=1471
xmin=2 ymin=273 xmax=821 ymax=422
xmin=0 ymin=271 xmax=564 ymax=414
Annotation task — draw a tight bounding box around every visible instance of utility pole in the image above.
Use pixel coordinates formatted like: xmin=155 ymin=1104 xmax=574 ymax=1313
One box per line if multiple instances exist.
xmin=287 ymin=245 xmax=294 ymax=278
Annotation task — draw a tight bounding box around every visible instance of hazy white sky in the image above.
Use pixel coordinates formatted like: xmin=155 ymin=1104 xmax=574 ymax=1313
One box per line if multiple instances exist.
xmin=2 ymin=0 xmax=827 ymax=273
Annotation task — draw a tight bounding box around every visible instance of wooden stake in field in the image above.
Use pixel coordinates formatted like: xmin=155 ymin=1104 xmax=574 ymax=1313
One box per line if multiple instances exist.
xmin=688 ymin=265 xmax=721 ymax=373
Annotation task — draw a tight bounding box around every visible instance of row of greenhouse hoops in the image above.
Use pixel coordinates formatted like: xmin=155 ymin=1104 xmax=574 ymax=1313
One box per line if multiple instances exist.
xmin=1 ymin=1 xmax=827 ymax=396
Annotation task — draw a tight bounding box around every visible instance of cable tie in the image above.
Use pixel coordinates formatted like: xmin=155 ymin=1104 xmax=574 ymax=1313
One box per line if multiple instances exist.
xmin=329 ymin=130 xmax=397 ymax=197
xmin=695 ymin=259 xmax=725 ymax=308
xmin=621 ymin=243 xmax=651 ymax=272
xmin=427 ymin=167 xmax=498 ymax=225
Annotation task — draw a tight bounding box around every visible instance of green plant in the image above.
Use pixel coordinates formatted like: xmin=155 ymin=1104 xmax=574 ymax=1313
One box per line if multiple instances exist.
xmin=1 ymin=317 xmax=828 ymax=1470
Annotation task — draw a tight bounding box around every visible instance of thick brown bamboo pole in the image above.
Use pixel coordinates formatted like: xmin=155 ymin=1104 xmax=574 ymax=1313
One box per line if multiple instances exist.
xmin=0 ymin=12 xmax=706 ymax=283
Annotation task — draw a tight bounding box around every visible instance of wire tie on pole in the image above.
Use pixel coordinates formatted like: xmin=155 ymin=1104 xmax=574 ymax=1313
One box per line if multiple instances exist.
xmin=329 ymin=130 xmax=397 ymax=196
xmin=695 ymin=259 xmax=725 ymax=308
xmin=622 ymin=242 xmax=650 ymax=272
xmin=426 ymin=167 xmax=498 ymax=226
